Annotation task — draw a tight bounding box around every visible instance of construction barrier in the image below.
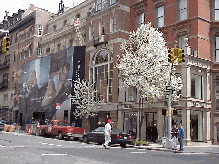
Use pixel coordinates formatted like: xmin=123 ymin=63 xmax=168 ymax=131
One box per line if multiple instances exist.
xmin=2 ymin=125 xmax=21 ymax=132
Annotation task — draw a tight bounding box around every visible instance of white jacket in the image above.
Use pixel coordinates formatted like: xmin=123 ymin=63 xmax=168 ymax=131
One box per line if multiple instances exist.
xmin=105 ymin=123 xmax=111 ymax=136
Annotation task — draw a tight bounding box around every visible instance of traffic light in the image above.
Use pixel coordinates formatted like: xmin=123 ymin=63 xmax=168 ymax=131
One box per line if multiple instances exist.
xmin=2 ymin=36 xmax=10 ymax=53
xmin=178 ymin=48 xmax=185 ymax=63
xmin=168 ymin=48 xmax=174 ymax=63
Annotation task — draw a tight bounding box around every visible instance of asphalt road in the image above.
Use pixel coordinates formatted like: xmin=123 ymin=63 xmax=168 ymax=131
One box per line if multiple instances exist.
xmin=0 ymin=131 xmax=219 ymax=164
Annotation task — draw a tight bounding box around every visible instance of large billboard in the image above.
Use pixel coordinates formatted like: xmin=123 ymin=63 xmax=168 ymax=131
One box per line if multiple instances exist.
xmin=19 ymin=46 xmax=85 ymax=124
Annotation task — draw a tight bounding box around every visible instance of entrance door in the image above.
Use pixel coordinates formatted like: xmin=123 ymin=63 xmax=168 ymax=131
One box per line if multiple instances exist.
xmin=146 ymin=112 xmax=157 ymax=141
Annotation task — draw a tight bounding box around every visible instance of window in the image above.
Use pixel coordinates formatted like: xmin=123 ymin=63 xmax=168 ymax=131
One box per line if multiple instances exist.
xmin=30 ymin=26 xmax=34 ymax=36
xmin=89 ymin=25 xmax=94 ymax=40
xmin=216 ymin=37 xmax=219 ymax=62
xmin=138 ymin=13 xmax=145 ymax=27
xmin=29 ymin=44 xmax=32 ymax=57
xmin=178 ymin=35 xmax=186 ymax=48
xmin=10 ymin=36 xmax=13 ymax=45
xmin=14 ymin=52 xmax=16 ymax=62
xmin=12 ymin=71 xmax=14 ymax=82
xmin=37 ymin=43 xmax=42 ymax=56
xmin=90 ymin=50 xmax=113 ymax=103
xmin=216 ymin=76 xmax=219 ymax=111
xmin=38 ymin=24 xmax=43 ymax=36
xmin=179 ymin=0 xmax=187 ymax=21
xmin=191 ymin=74 xmax=203 ymax=99
xmin=4 ymin=94 xmax=8 ymax=105
xmin=126 ymin=86 xmax=137 ymax=102
xmin=157 ymin=6 xmax=164 ymax=27
xmin=63 ymin=20 xmax=67 ymax=26
xmin=53 ymin=25 xmax=56 ymax=31
xmin=110 ymin=0 xmax=116 ymax=5
xmin=96 ymin=0 xmax=102 ymax=11
xmin=23 ymin=50 xmax=27 ymax=59
xmin=99 ymin=21 xmax=105 ymax=35
xmin=216 ymin=0 xmax=219 ymax=21
xmin=3 ymin=74 xmax=8 ymax=83
xmin=64 ymin=110 xmax=68 ymax=121
xmin=19 ymin=52 xmax=22 ymax=61
xmin=111 ymin=16 xmax=116 ymax=32
xmin=15 ymin=33 xmax=18 ymax=43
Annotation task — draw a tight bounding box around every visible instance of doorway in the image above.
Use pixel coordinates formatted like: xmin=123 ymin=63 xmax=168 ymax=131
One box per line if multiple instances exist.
xmin=146 ymin=112 xmax=157 ymax=141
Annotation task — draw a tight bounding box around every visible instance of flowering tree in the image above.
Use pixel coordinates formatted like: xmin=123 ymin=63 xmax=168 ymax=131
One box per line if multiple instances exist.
xmin=116 ymin=23 xmax=183 ymax=140
xmin=117 ymin=23 xmax=182 ymax=102
xmin=71 ymin=79 xmax=101 ymax=118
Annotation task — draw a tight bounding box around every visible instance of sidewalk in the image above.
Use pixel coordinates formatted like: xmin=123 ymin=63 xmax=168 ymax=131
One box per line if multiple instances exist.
xmin=133 ymin=142 xmax=219 ymax=154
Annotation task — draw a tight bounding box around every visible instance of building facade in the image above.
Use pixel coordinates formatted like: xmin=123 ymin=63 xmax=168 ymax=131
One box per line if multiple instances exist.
xmin=127 ymin=0 xmax=213 ymax=144
xmin=0 ymin=4 xmax=52 ymax=126
xmin=85 ymin=0 xmax=130 ymax=131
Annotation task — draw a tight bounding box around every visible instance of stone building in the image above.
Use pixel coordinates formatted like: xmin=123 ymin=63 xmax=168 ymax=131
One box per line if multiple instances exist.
xmin=0 ymin=4 xmax=52 ymax=126
xmin=39 ymin=0 xmax=93 ymax=125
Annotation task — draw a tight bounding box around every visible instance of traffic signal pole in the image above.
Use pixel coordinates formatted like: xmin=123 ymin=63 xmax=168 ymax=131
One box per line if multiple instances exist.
xmin=167 ymin=63 xmax=172 ymax=141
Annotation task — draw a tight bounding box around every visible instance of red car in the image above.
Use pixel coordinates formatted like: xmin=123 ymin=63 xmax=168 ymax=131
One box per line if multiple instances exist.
xmin=37 ymin=120 xmax=85 ymax=140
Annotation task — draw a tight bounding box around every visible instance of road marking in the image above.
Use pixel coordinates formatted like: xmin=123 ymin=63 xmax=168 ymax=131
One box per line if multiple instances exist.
xmin=49 ymin=144 xmax=55 ymax=146
xmin=42 ymin=143 xmax=49 ymax=145
xmin=42 ymin=154 xmax=67 ymax=156
xmin=130 ymin=152 xmax=146 ymax=154
xmin=178 ymin=153 xmax=208 ymax=155
xmin=57 ymin=145 xmax=62 ymax=146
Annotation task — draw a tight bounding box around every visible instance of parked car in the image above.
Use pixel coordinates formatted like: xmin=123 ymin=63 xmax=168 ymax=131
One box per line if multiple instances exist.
xmin=83 ymin=127 xmax=133 ymax=148
xmin=0 ymin=122 xmax=4 ymax=131
xmin=35 ymin=120 xmax=85 ymax=140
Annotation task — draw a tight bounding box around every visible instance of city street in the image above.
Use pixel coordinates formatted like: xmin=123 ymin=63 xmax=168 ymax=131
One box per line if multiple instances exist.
xmin=1 ymin=132 xmax=219 ymax=164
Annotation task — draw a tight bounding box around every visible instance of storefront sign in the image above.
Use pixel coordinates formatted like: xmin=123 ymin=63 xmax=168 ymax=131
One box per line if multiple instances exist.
xmin=124 ymin=104 xmax=134 ymax=109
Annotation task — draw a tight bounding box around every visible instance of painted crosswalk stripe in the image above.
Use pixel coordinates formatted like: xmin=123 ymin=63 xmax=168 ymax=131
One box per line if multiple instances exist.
xmin=130 ymin=152 xmax=146 ymax=153
xmin=42 ymin=154 xmax=67 ymax=156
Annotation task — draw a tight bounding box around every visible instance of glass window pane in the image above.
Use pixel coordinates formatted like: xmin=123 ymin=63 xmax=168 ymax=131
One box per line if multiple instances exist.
xmin=215 ymin=10 xmax=219 ymax=21
xmin=179 ymin=0 xmax=187 ymax=9
xmin=216 ymin=50 xmax=219 ymax=62
xmin=158 ymin=6 xmax=164 ymax=17
xmin=179 ymin=9 xmax=187 ymax=20
xmin=216 ymin=0 xmax=219 ymax=9
xmin=158 ymin=17 xmax=164 ymax=27
xmin=216 ymin=78 xmax=219 ymax=111
xmin=216 ymin=37 xmax=219 ymax=49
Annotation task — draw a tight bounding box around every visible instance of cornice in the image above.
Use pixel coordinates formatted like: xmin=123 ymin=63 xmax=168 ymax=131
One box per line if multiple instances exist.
xmin=131 ymin=0 xmax=147 ymax=10
xmin=40 ymin=25 xmax=76 ymax=44
xmin=187 ymin=55 xmax=212 ymax=70
xmin=48 ymin=0 xmax=93 ymax=25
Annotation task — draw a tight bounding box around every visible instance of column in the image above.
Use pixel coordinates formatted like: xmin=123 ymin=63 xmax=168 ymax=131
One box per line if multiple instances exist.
xmin=207 ymin=111 xmax=211 ymax=141
xmin=198 ymin=111 xmax=203 ymax=141
xmin=141 ymin=112 xmax=146 ymax=140
xmin=117 ymin=107 xmax=123 ymax=130
xmin=157 ymin=108 xmax=163 ymax=138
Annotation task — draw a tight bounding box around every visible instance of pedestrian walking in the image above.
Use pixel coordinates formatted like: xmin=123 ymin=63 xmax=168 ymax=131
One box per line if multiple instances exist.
xmin=151 ymin=124 xmax=158 ymax=143
xmin=103 ymin=119 xmax=112 ymax=149
xmin=171 ymin=124 xmax=178 ymax=150
xmin=178 ymin=123 xmax=184 ymax=151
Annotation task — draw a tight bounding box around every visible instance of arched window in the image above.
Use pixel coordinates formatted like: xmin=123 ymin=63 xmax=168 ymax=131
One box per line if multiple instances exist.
xmin=90 ymin=49 xmax=113 ymax=103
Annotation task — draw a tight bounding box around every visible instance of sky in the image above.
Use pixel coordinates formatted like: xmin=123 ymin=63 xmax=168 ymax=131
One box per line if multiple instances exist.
xmin=0 ymin=0 xmax=85 ymax=22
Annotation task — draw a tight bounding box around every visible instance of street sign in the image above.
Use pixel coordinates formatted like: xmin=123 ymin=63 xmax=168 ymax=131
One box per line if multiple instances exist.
xmin=56 ymin=103 xmax=61 ymax=110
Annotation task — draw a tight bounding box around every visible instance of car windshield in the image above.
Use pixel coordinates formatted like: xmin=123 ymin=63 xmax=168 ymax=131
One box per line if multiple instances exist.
xmin=93 ymin=127 xmax=105 ymax=132
xmin=56 ymin=121 xmax=69 ymax=126
xmin=112 ymin=128 xmax=123 ymax=134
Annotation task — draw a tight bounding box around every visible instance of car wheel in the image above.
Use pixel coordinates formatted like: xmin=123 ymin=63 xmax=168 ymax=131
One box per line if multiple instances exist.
xmin=120 ymin=143 xmax=126 ymax=148
xmin=58 ymin=132 xmax=63 ymax=140
xmin=42 ymin=129 xmax=47 ymax=137
xmin=84 ymin=136 xmax=89 ymax=143
xmin=74 ymin=137 xmax=79 ymax=141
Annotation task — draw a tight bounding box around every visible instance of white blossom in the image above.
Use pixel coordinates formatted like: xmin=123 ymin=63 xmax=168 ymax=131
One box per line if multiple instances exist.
xmin=116 ymin=23 xmax=183 ymax=103
xmin=71 ymin=79 xmax=102 ymax=118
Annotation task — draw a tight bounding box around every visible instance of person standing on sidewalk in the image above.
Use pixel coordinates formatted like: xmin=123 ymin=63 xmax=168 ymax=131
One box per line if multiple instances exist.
xmin=171 ymin=124 xmax=178 ymax=150
xmin=178 ymin=123 xmax=184 ymax=151
xmin=104 ymin=119 xmax=112 ymax=149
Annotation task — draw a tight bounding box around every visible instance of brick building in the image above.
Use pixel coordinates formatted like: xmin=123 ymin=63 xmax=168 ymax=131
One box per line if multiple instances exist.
xmin=84 ymin=0 xmax=130 ymax=131
xmin=127 ymin=0 xmax=215 ymax=144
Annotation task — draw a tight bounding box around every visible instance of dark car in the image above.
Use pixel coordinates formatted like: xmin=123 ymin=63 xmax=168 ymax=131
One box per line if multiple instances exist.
xmin=83 ymin=127 xmax=133 ymax=147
